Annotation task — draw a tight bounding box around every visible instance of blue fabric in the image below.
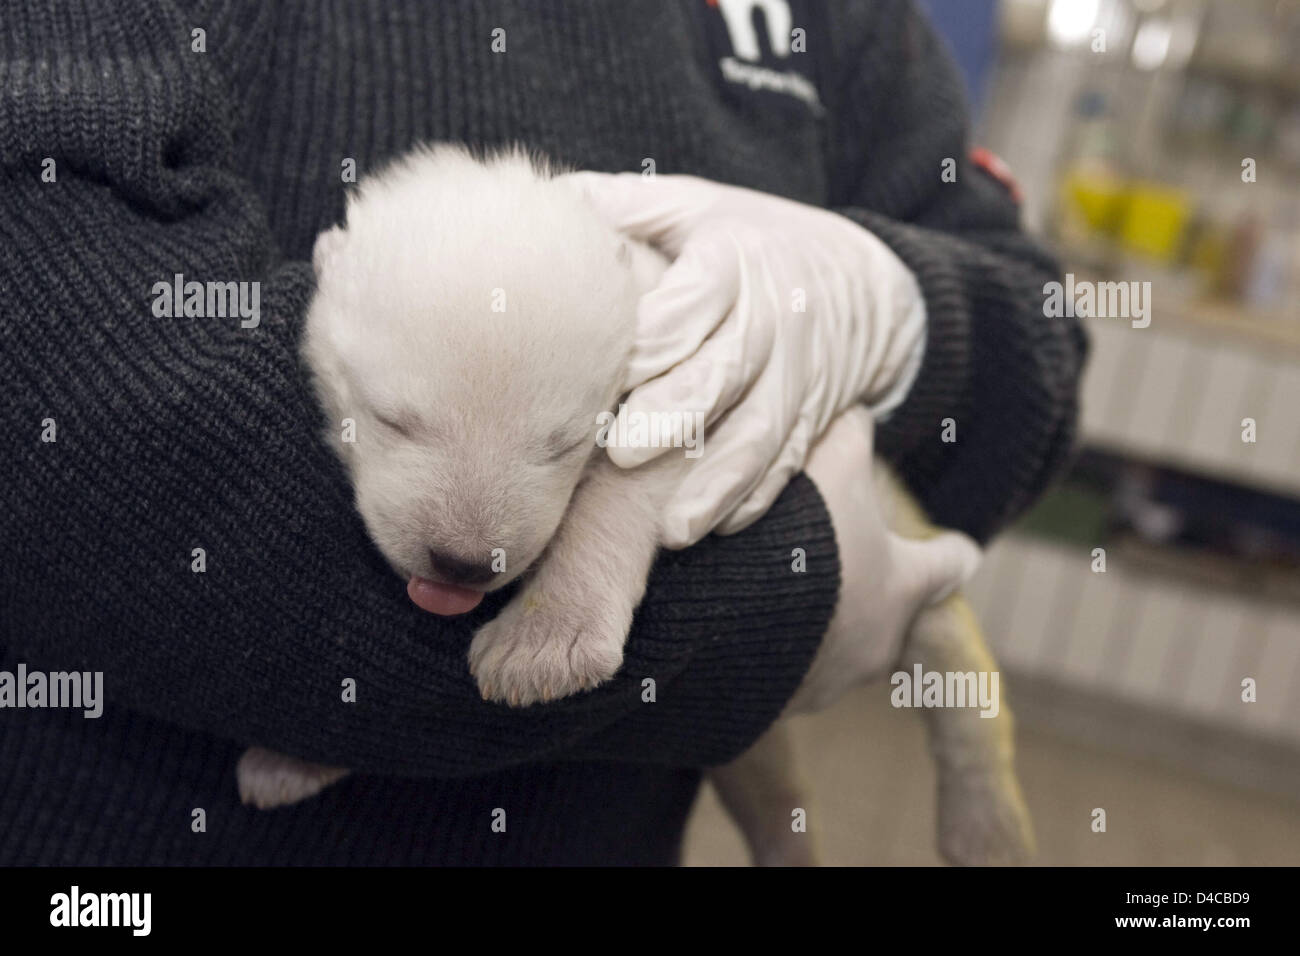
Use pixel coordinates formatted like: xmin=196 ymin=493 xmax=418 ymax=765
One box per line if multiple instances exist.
xmin=917 ymin=0 xmax=998 ymax=117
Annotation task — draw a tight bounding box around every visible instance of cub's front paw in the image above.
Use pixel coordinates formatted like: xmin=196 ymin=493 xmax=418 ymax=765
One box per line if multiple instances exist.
xmin=468 ymin=591 xmax=630 ymax=707
xmin=937 ymin=765 xmax=1036 ymax=866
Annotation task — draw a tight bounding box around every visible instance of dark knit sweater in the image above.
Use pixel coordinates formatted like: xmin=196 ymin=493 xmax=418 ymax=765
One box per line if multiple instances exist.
xmin=0 ymin=0 xmax=1084 ymax=865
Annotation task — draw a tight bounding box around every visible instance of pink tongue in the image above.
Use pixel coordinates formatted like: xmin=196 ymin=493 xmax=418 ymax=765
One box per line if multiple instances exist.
xmin=407 ymin=576 xmax=484 ymax=616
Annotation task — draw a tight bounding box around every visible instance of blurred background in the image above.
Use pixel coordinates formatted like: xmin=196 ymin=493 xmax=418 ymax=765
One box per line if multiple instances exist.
xmin=686 ymin=0 xmax=1300 ymax=865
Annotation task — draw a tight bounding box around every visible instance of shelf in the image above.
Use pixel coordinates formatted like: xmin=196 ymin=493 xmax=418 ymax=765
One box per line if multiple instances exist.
xmin=1066 ymin=264 xmax=1300 ymax=358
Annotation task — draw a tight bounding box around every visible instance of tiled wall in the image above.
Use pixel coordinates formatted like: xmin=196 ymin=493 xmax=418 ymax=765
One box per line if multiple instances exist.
xmin=966 ymin=307 xmax=1300 ymax=746
xmin=967 ymin=533 xmax=1300 ymax=743
xmin=1082 ymin=314 xmax=1300 ymax=498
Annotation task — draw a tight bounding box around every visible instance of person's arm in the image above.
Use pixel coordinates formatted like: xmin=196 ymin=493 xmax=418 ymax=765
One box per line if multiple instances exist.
xmin=0 ymin=0 xmax=836 ymax=776
xmin=823 ymin=0 xmax=1088 ymax=542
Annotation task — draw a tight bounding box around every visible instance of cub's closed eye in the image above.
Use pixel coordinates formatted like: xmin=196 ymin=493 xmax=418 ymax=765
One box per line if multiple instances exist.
xmin=546 ymin=432 xmax=591 ymax=462
xmin=374 ymin=409 xmax=414 ymax=437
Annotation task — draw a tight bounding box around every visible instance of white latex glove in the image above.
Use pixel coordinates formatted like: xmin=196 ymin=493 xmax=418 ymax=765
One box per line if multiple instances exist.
xmin=567 ymin=171 xmax=927 ymax=549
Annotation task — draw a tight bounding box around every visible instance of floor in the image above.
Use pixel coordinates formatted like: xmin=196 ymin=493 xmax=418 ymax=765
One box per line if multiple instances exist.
xmin=682 ymin=681 xmax=1300 ymax=866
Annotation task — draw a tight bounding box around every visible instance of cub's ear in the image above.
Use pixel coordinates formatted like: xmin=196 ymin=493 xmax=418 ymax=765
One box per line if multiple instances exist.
xmin=311 ymin=225 xmax=347 ymax=279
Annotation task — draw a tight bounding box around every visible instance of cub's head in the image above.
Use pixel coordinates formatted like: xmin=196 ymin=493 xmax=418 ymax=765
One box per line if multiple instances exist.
xmin=304 ymin=147 xmax=646 ymax=602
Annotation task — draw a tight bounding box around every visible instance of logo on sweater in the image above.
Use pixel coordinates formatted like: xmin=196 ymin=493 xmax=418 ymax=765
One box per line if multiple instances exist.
xmin=0 ymin=663 xmax=103 ymax=718
xmin=150 ymin=273 xmax=261 ymax=329
xmin=50 ymin=886 xmax=151 ymax=936
xmin=704 ymin=0 xmax=823 ymax=112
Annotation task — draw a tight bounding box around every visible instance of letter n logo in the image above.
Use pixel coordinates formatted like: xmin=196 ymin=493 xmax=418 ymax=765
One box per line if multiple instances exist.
xmin=713 ymin=0 xmax=793 ymax=60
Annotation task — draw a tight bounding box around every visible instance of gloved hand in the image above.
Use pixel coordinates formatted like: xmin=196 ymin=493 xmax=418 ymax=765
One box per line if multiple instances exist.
xmin=567 ymin=171 xmax=927 ymax=548
xmin=785 ymin=406 xmax=981 ymax=715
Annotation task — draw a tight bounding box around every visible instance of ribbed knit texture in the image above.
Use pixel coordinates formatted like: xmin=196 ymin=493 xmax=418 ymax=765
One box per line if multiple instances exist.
xmin=0 ymin=0 xmax=1083 ymax=864
xmin=821 ymin=1 xmax=1088 ymax=538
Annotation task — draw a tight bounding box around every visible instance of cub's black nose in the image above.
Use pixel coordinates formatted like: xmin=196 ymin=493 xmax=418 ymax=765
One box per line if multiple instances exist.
xmin=428 ymin=548 xmax=496 ymax=586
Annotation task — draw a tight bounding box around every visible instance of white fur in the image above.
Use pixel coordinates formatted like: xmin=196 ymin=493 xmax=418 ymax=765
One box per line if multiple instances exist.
xmin=303 ymin=145 xmax=649 ymax=587
xmin=238 ymin=146 xmax=1034 ymax=867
